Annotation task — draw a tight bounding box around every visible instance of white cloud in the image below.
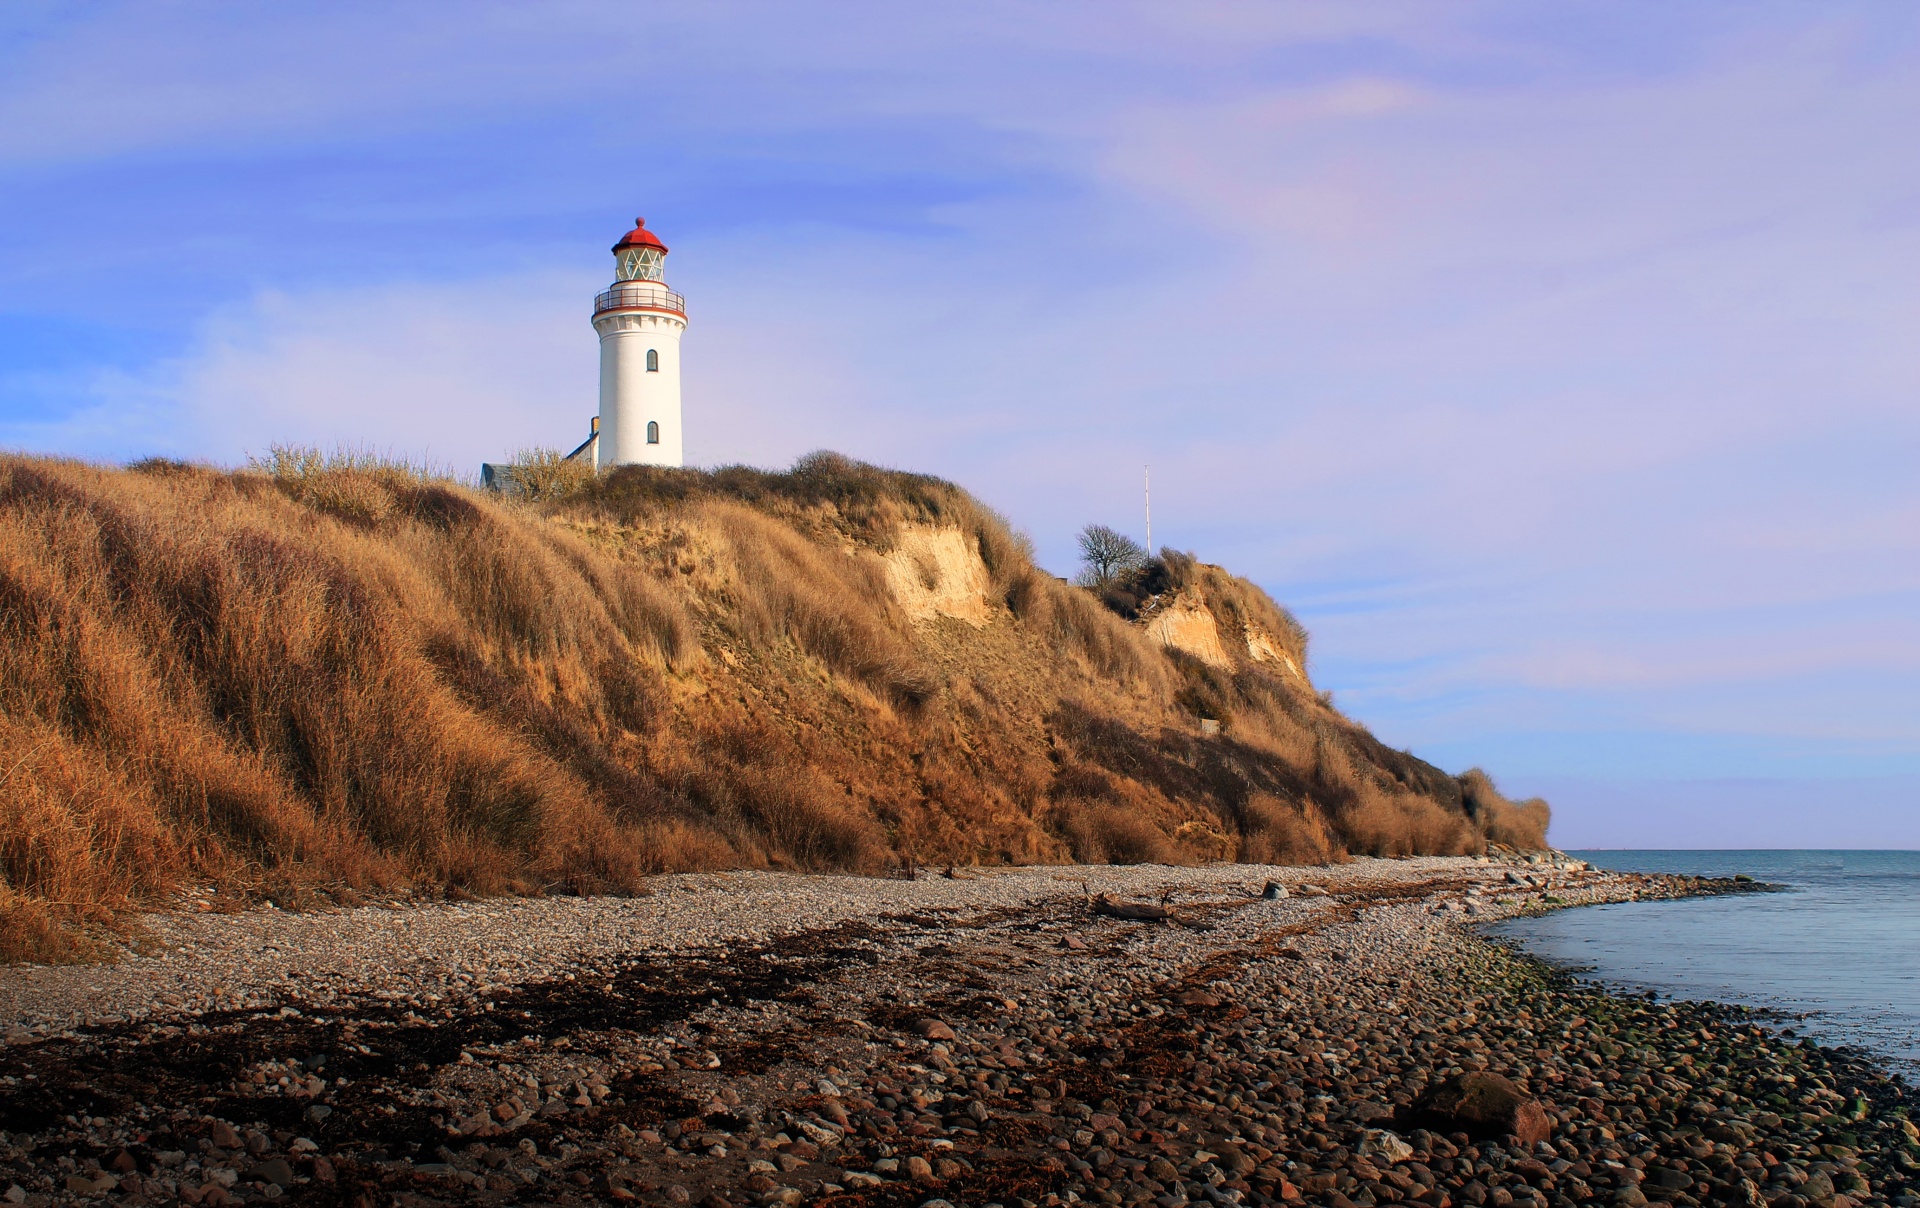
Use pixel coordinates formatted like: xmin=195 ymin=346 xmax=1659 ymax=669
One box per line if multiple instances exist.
xmin=96 ymin=272 xmax=603 ymax=471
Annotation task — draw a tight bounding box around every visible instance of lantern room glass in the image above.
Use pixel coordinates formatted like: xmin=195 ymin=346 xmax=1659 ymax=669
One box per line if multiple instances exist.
xmin=617 ymin=246 xmax=665 ymax=282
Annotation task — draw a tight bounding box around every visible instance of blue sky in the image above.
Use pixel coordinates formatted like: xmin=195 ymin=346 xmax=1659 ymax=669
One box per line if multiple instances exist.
xmin=4 ymin=2 xmax=1917 ymax=846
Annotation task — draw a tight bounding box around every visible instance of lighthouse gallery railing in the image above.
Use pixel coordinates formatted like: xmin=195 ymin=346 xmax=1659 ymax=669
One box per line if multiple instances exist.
xmin=593 ymin=284 xmax=686 ymax=316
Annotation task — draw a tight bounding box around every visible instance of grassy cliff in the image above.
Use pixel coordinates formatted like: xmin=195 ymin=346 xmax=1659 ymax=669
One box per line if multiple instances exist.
xmin=0 ymin=450 xmax=1548 ymax=960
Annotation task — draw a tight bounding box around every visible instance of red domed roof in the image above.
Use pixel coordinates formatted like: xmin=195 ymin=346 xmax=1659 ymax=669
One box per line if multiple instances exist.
xmin=612 ymin=217 xmax=668 ymax=254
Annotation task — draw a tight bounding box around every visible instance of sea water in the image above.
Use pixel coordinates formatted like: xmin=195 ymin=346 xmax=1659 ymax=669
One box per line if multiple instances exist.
xmin=1485 ymin=850 xmax=1920 ymax=1074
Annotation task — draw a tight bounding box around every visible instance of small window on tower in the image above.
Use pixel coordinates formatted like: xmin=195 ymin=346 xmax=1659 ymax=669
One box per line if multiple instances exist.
xmin=646 ymin=421 xmax=660 ymax=444
xmin=645 ymin=349 xmax=659 ymax=372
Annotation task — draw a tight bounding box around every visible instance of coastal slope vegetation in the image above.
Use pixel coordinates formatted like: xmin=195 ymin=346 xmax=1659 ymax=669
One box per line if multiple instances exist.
xmin=0 ymin=450 xmax=1548 ymax=960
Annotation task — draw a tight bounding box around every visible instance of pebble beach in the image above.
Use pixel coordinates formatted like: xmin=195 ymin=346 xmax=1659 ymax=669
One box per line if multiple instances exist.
xmin=2 ymin=855 xmax=1914 ymax=1208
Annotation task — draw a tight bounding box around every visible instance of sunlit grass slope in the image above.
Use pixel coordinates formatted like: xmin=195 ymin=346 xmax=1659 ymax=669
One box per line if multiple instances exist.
xmin=0 ymin=450 xmax=1548 ymax=961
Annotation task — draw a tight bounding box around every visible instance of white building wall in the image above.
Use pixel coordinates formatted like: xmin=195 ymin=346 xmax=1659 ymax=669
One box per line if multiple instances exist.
xmin=593 ymin=311 xmax=685 ymax=468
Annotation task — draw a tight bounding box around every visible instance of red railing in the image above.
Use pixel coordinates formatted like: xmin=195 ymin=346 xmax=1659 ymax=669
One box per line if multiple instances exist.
xmin=593 ymin=283 xmax=685 ymax=316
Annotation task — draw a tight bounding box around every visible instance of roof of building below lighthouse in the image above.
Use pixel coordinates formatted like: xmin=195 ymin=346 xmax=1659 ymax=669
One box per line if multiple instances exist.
xmin=612 ymin=217 xmax=667 ymax=254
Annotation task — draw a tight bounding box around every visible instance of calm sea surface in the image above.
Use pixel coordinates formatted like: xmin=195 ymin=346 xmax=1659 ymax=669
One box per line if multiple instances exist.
xmin=1485 ymin=850 xmax=1920 ymax=1074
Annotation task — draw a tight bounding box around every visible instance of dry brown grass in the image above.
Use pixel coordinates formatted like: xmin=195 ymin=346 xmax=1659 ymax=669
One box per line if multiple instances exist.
xmin=503 ymin=447 xmax=596 ymax=502
xmin=1021 ymin=573 xmax=1167 ymax=689
xmin=1235 ymin=793 xmax=1341 ymax=865
xmin=705 ymin=501 xmax=936 ymax=710
xmin=1334 ymin=784 xmax=1478 ymax=858
xmin=0 ymin=454 xmax=711 ymax=959
xmin=0 ymin=451 xmax=1551 ymax=961
xmin=1458 ymin=768 xmax=1553 ymax=851
xmin=1051 ymin=799 xmax=1178 ymax=865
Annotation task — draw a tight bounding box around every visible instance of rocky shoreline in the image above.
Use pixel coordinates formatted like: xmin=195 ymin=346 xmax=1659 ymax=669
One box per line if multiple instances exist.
xmin=1 ymin=856 xmax=1911 ymax=1208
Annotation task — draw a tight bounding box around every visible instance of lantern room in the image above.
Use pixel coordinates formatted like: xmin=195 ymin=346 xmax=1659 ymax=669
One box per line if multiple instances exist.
xmin=613 ymin=218 xmax=667 ymax=282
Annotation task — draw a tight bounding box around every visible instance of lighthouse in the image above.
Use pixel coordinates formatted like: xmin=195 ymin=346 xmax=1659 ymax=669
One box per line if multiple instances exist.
xmin=592 ymin=217 xmax=686 ymax=468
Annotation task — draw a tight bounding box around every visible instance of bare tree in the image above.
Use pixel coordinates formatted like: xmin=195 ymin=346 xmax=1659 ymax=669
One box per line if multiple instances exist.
xmin=1076 ymin=523 xmax=1146 ymax=587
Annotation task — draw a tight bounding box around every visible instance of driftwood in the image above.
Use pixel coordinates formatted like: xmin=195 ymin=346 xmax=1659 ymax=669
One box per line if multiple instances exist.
xmin=1090 ymin=893 xmax=1176 ymax=922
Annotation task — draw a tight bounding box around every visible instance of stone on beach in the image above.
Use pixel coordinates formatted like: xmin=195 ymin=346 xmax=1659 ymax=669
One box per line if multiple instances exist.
xmin=245 ymin=1158 xmax=295 ymax=1188
xmin=1405 ymin=1070 xmax=1552 ymax=1144
xmin=1358 ymin=1128 xmax=1415 ymax=1164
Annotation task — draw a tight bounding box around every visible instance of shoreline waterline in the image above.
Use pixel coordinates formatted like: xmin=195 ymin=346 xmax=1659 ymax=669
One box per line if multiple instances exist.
xmin=1488 ymin=850 xmax=1920 ymax=1077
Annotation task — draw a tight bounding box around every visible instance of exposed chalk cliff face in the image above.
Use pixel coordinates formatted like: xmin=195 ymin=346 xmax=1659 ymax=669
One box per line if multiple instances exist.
xmin=879 ymin=524 xmax=995 ymax=627
xmin=878 ymin=528 xmax=1310 ymax=688
xmin=1244 ymin=626 xmax=1306 ymax=681
xmin=1145 ymin=595 xmax=1234 ymax=670
xmin=1139 ymin=591 xmax=1306 ymax=683
xmin=1107 ymin=551 xmax=1312 ymax=688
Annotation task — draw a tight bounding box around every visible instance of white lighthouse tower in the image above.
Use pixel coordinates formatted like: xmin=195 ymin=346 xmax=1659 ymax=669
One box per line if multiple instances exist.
xmin=592 ymin=217 xmax=686 ymax=468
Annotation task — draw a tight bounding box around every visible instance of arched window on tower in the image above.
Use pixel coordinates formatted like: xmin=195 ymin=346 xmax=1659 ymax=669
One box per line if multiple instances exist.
xmin=646 ymin=420 xmax=660 ymax=445
xmin=645 ymin=348 xmax=659 ymax=372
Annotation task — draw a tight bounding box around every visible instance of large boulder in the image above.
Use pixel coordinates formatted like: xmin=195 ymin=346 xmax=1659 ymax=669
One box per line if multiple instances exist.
xmin=1403 ymin=1072 xmax=1551 ymax=1144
